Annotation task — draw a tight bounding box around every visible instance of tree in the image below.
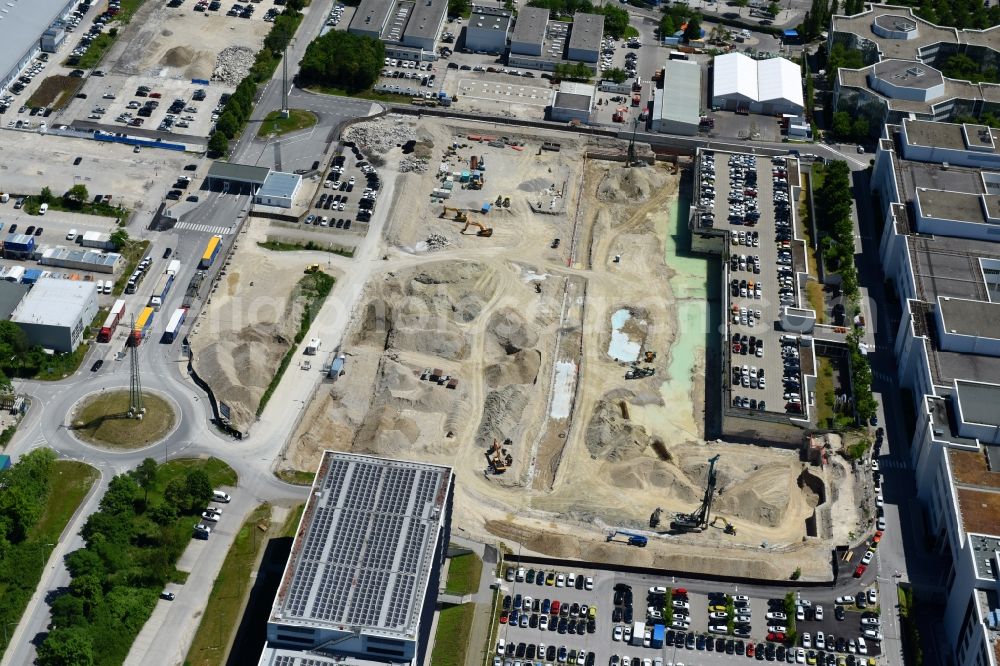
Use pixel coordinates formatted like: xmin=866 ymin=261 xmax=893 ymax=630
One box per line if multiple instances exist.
xmin=36 ymin=626 xmax=95 ymax=666
xmin=65 ymin=184 xmax=88 ymax=206
xmin=448 ymin=0 xmax=470 ymax=17
xmin=39 ymin=186 xmax=53 ymax=204
xmin=132 ymin=458 xmax=158 ymax=505
xmin=298 ymin=31 xmax=386 ymax=92
xmin=109 ymin=228 xmax=129 ymax=251
xmin=208 ymin=131 xmax=229 ymax=157
xmin=851 ymin=116 xmax=869 ymax=141
xmin=768 ymin=1 xmax=781 ymax=16
xmin=734 ymin=0 xmax=748 ymax=15
xmin=683 ymin=17 xmax=702 ymax=42
xmin=99 ymin=474 xmax=138 ymax=516
xmin=604 ymin=67 xmax=628 ymax=83
xmin=659 ymin=14 xmax=676 ymax=37
xmin=65 ymin=549 xmax=105 ymax=579
xmin=146 ymin=500 xmax=177 ymax=525
xmin=599 ymin=5 xmax=631 ymax=38
xmin=185 ymin=470 xmax=213 ymax=511
xmin=286 ymin=0 xmax=305 ymax=9
xmin=215 ymin=111 xmax=238 ymax=139
xmin=832 ymin=111 xmax=853 ymax=140
xmin=163 ymin=477 xmax=189 ymax=511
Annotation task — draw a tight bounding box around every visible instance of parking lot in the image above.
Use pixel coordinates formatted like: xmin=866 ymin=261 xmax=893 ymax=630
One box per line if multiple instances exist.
xmin=296 ymin=141 xmax=381 ymax=235
xmin=695 ymin=151 xmax=811 ymax=417
xmin=496 ymin=565 xmax=884 ymax=666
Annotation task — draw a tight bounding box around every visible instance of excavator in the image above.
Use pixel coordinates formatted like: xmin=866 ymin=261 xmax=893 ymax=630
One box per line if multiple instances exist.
xmin=461 ymin=218 xmax=493 ymax=237
xmin=670 ymin=454 xmax=721 ymax=533
xmin=440 ymin=206 xmax=468 ymax=222
xmin=710 ymin=516 xmax=737 ymax=535
xmin=487 ymin=438 xmax=512 ymax=473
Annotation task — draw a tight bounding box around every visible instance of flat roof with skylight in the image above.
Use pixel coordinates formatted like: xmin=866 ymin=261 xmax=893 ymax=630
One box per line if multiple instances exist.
xmin=902 ymin=120 xmax=1000 ymax=154
xmin=270 ymin=452 xmax=451 ymax=640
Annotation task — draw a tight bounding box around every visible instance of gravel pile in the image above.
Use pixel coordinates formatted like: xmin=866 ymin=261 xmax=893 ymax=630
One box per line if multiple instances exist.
xmin=425 ymin=234 xmax=449 ymax=250
xmin=400 ymin=157 xmax=428 ymax=173
xmin=344 ymin=120 xmax=417 ymax=156
xmin=213 ymin=46 xmax=256 ymax=86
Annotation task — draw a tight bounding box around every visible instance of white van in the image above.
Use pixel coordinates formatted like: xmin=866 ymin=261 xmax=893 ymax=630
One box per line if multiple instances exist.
xmin=39 ymin=203 xmax=48 ymax=215
xmin=66 ymin=229 xmax=77 ymax=241
xmin=103 ymin=281 xmax=111 ymax=295
xmin=96 ymin=280 xmax=105 ymax=293
xmin=212 ymin=490 xmax=231 ymax=503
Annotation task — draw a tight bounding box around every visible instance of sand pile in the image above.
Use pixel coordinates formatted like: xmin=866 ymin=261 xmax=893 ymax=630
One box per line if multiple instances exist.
xmin=584 ymin=399 xmax=652 ymax=461
xmin=488 ymin=308 xmax=539 ymax=353
xmin=476 ymin=385 xmax=531 ymax=448
xmin=161 ymin=45 xmax=195 ymax=67
xmin=606 ymin=459 xmax=697 ymax=498
xmin=597 ymin=166 xmax=657 ymax=203
xmin=485 ymin=350 xmax=541 ymax=387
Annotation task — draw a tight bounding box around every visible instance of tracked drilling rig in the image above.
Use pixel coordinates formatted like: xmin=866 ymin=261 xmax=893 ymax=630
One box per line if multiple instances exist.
xmin=670 ymin=454 xmax=721 ymax=533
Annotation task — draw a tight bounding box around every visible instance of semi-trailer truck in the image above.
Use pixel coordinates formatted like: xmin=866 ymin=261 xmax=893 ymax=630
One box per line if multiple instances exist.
xmin=130 ymin=306 xmax=155 ymax=346
xmin=163 ymin=307 xmax=187 ymax=343
xmin=200 ymin=235 xmax=223 ymax=269
xmin=149 ymin=272 xmax=175 ymax=310
xmin=98 ymin=299 xmax=127 ymax=342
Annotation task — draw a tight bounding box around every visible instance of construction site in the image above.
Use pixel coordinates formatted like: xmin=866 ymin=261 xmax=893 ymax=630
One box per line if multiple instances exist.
xmin=246 ymin=115 xmax=869 ymax=581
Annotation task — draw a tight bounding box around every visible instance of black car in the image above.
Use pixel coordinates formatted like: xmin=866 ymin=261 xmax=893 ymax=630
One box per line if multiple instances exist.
xmin=546 ymin=645 xmax=556 ymax=661
xmin=502 ymin=595 xmax=511 ymax=609
xmin=24 ymin=225 xmax=35 ymax=235
xmin=34 ymin=227 xmax=42 ymax=237
xmin=686 ymin=634 xmax=696 ymax=649
xmin=8 ymin=224 xmax=16 ymax=233
xmin=159 ymin=591 xmax=174 ymax=600
xmin=184 ymin=163 xmax=198 ymax=171
xmin=623 ymin=606 xmax=633 ymax=623
xmin=834 ymin=605 xmax=845 ymax=621
xmin=91 ymin=360 xmax=104 ymax=372
xmin=73 ymin=156 xmax=83 ymax=165
xmin=612 ymin=607 xmax=623 ymax=622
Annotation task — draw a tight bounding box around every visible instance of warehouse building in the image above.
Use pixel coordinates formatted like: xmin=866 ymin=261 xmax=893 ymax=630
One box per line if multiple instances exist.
xmin=39 ymin=247 xmax=122 ymax=274
xmin=11 ymin=278 xmax=98 ymax=352
xmin=349 ymin=0 xmax=394 ymax=40
xmin=464 ymin=5 xmax=512 ymax=54
xmin=0 ymin=281 xmax=29 ymax=321
xmin=260 ymin=452 xmax=454 ymax=666
xmin=0 ymin=0 xmax=76 ymax=91
xmin=548 ymin=81 xmax=594 ymax=123
xmin=651 ymin=59 xmax=701 ymax=135
xmin=566 ymin=12 xmax=603 ymax=63
xmin=509 ymin=7 xmax=549 ymax=56
xmin=206 ymin=161 xmax=271 ymax=193
xmin=254 ymin=171 xmax=302 ymax=209
xmin=711 ymin=53 xmax=804 ymax=115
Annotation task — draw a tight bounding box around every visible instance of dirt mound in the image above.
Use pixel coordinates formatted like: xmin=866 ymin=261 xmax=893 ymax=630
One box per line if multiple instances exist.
xmin=161 ymin=46 xmax=195 ymax=67
xmin=485 ymin=349 xmax=541 ymax=387
xmin=486 ymin=519 xmax=582 ymax=558
xmin=488 ymin=308 xmax=539 ymax=353
xmin=606 ymin=459 xmax=697 ymax=499
xmin=597 ymin=166 xmax=657 ymax=204
xmin=584 ymin=400 xmax=651 ymax=461
xmin=476 ymin=385 xmax=530 ymax=448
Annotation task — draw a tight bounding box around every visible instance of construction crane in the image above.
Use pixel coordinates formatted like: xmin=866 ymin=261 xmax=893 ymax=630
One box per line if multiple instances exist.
xmin=461 ymin=219 xmax=493 ymax=237
xmin=606 ymin=530 xmax=648 ymax=547
xmin=439 ymin=206 xmax=468 ymax=222
xmin=670 ymin=454 xmax=721 ymax=533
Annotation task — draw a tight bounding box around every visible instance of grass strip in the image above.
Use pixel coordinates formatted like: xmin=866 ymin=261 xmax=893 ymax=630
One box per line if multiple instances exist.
xmin=276 ymin=469 xmax=316 ymax=486
xmin=257 ymin=240 xmax=354 ymax=258
xmin=431 ymin=603 xmax=476 ymax=666
xmin=444 ymin=553 xmax=482 ymax=596
xmin=34 ymin=342 xmax=90 ymax=381
xmin=113 ymin=240 xmax=151 ymax=295
xmin=256 ymin=109 xmax=317 ymax=138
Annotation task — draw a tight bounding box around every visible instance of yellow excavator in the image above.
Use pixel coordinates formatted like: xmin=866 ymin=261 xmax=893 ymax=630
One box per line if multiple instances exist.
xmin=461 ymin=218 xmax=493 ymax=237
xmin=440 ymin=206 xmax=468 ymax=222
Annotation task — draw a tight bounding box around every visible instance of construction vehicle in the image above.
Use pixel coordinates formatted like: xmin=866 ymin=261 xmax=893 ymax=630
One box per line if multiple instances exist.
xmin=606 ymin=530 xmax=648 ymax=547
xmin=649 ymin=507 xmax=662 ymax=529
xmin=710 ymin=516 xmax=738 ymax=535
xmin=644 ymin=351 xmax=657 ymax=363
xmin=440 ymin=206 xmax=468 ymax=222
xmin=304 ymin=263 xmax=320 ymax=274
xmin=461 ymin=219 xmax=493 ymax=237
xmin=612 ymin=106 xmax=627 ymax=123
xmin=670 ymin=454 xmax=721 ymax=533
xmin=487 ymin=438 xmax=513 ymax=474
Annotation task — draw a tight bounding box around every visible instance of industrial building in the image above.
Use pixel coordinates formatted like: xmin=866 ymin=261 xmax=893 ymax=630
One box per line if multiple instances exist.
xmin=830 ymin=4 xmax=1000 ymax=129
xmin=711 ymin=53 xmax=804 ymax=115
xmin=509 ymin=7 xmax=549 ymax=56
xmin=39 ymin=247 xmax=122 ymax=274
xmin=348 ymin=0 xmax=448 ymax=58
xmin=0 ymin=281 xmax=29 ymax=320
xmin=206 ymin=161 xmax=271 ymax=193
xmin=0 ymin=0 xmax=76 ymax=91
xmin=566 ymin=13 xmax=603 ymax=63
xmin=10 ymin=278 xmax=98 ymax=352
xmin=261 ymin=452 xmax=453 ymax=666
xmin=870 ymin=118 xmax=1000 ymax=666
xmin=548 ymin=81 xmax=594 ymax=123
xmin=464 ymin=5 xmax=511 ymax=54
xmin=651 ymin=59 xmax=702 ymax=135
xmin=254 ymin=171 xmax=302 ymax=209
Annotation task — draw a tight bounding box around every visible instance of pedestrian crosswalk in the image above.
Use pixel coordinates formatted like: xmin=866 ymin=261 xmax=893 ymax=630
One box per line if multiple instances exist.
xmin=173 ymin=222 xmax=232 ymax=235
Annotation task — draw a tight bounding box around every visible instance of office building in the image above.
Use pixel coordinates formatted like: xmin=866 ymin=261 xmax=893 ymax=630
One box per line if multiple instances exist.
xmin=349 ymin=0 xmax=448 ymax=59
xmin=651 ymin=59 xmax=701 ymax=135
xmin=254 ymin=172 xmax=302 ymax=209
xmin=566 ymin=12 xmax=603 ymax=63
xmin=464 ymin=5 xmax=511 ymax=54
xmin=261 ymin=452 xmax=454 ymax=666
xmin=509 ymin=7 xmax=548 ymax=56
xmin=871 ymin=118 xmax=1000 ymax=666
xmin=11 ymin=278 xmax=98 ymax=352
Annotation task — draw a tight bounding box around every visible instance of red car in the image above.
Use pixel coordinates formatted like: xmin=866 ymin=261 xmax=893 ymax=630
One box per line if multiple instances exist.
xmin=746 ymin=643 xmax=755 ymax=657
xmin=872 ymin=531 xmax=883 ymax=545
xmin=767 ymin=632 xmax=785 ymax=642
xmin=499 ymin=611 xmax=508 ymax=624
xmin=854 ymin=564 xmax=867 ymax=578
xmin=674 ymin=587 xmax=688 ymax=595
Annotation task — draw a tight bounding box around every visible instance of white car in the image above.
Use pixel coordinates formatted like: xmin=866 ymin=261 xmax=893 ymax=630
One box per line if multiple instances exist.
xmin=613 ymin=626 xmax=623 ymax=642
xmin=863 ymin=630 xmax=883 ymax=641
xmin=815 ymin=605 xmax=824 ymax=620
xmin=708 ymin=624 xmax=728 ymax=634
xmin=801 ymin=632 xmax=812 ymax=648
xmin=796 ymin=606 xmax=805 ymax=621
xmin=672 ymin=600 xmax=689 ymax=610
xmin=766 ymin=612 xmax=787 ymax=621
xmin=710 ymin=611 xmax=729 ymax=620
xmin=200 ymin=511 xmax=220 ymax=522
xmin=623 ymin=626 xmax=632 ymax=642
xmin=496 ymin=639 xmax=505 ymax=654
xmin=556 ymin=574 xmax=565 ymax=587
xmin=836 ymin=595 xmax=854 ymax=605
xmin=585 ymin=576 xmax=594 ymax=590
xmin=734 ymin=595 xmax=750 ymax=603
xmin=856 ymin=638 xmax=868 ymax=655
xmin=862 ymin=550 xmax=875 ymax=565
xmin=540 ymin=615 xmax=549 ymax=630
xmin=868 ymin=588 xmax=878 ymax=604
xmin=861 ymin=617 xmax=881 ymax=627
xmin=768 ymin=625 xmax=787 ymax=634
xmin=815 ymin=632 xmax=825 ymax=649
xmin=796 ymin=648 xmax=806 ymax=664
xmin=649 ymin=586 xmax=667 ymax=594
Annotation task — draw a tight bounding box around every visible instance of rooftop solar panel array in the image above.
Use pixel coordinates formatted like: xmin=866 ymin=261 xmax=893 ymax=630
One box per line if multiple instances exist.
xmin=275 ymin=453 xmax=450 ymax=636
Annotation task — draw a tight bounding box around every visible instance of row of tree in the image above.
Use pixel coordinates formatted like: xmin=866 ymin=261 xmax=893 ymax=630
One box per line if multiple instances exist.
xmin=815 ymin=160 xmax=860 ymax=303
xmin=35 ymin=459 xmax=216 ymax=666
xmin=0 ymin=321 xmax=90 ymax=385
xmin=297 ymin=31 xmax=386 ymax=92
xmin=208 ymin=7 xmax=304 ymax=156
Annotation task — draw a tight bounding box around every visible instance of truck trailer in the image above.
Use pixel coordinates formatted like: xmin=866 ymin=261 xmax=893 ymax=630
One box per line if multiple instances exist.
xmin=199 ymin=235 xmax=223 ymax=269
xmin=130 ymin=306 xmax=155 ymax=346
xmin=632 ymin=621 xmax=645 ymax=647
xmin=149 ymin=271 xmax=176 ymax=310
xmin=163 ymin=307 xmax=187 ymax=343
xmin=98 ymin=299 xmax=127 ymax=342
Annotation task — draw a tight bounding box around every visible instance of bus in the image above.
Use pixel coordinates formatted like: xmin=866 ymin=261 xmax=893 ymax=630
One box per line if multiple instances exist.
xmin=163 ymin=307 xmax=187 ymax=343
xmin=199 ymin=235 xmax=223 ymax=269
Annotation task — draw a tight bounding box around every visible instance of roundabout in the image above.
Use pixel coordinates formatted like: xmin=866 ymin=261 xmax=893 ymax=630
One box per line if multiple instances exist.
xmin=68 ymin=389 xmax=178 ymax=450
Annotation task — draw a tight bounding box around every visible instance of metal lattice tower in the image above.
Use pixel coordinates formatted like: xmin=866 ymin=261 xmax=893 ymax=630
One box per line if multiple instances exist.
xmin=280 ymin=46 xmax=289 ymax=119
xmin=128 ymin=316 xmax=144 ymax=419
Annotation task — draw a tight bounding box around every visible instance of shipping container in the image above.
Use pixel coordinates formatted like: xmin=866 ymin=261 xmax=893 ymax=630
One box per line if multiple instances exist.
xmin=3 ymin=266 xmax=25 ymax=282
xmin=149 ymin=271 xmax=175 ymax=310
xmin=651 ymin=624 xmax=665 ymax=649
xmin=199 ymin=235 xmax=223 ymax=269
xmin=163 ymin=307 xmax=187 ymax=343
xmin=98 ymin=299 xmax=126 ymax=342
xmin=130 ymin=306 xmax=155 ymax=345
xmin=22 ymin=268 xmax=43 ymax=284
xmin=0 ymin=454 xmax=10 ymax=471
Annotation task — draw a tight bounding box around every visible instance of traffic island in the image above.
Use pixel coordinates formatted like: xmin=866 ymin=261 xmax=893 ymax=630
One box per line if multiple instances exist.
xmin=69 ymin=390 xmax=177 ymax=449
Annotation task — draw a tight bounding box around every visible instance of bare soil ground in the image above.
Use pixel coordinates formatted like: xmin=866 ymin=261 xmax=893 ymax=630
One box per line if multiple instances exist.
xmin=277 ymin=117 xmax=861 ymax=580
xmin=188 ymin=220 xmax=343 ymax=432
